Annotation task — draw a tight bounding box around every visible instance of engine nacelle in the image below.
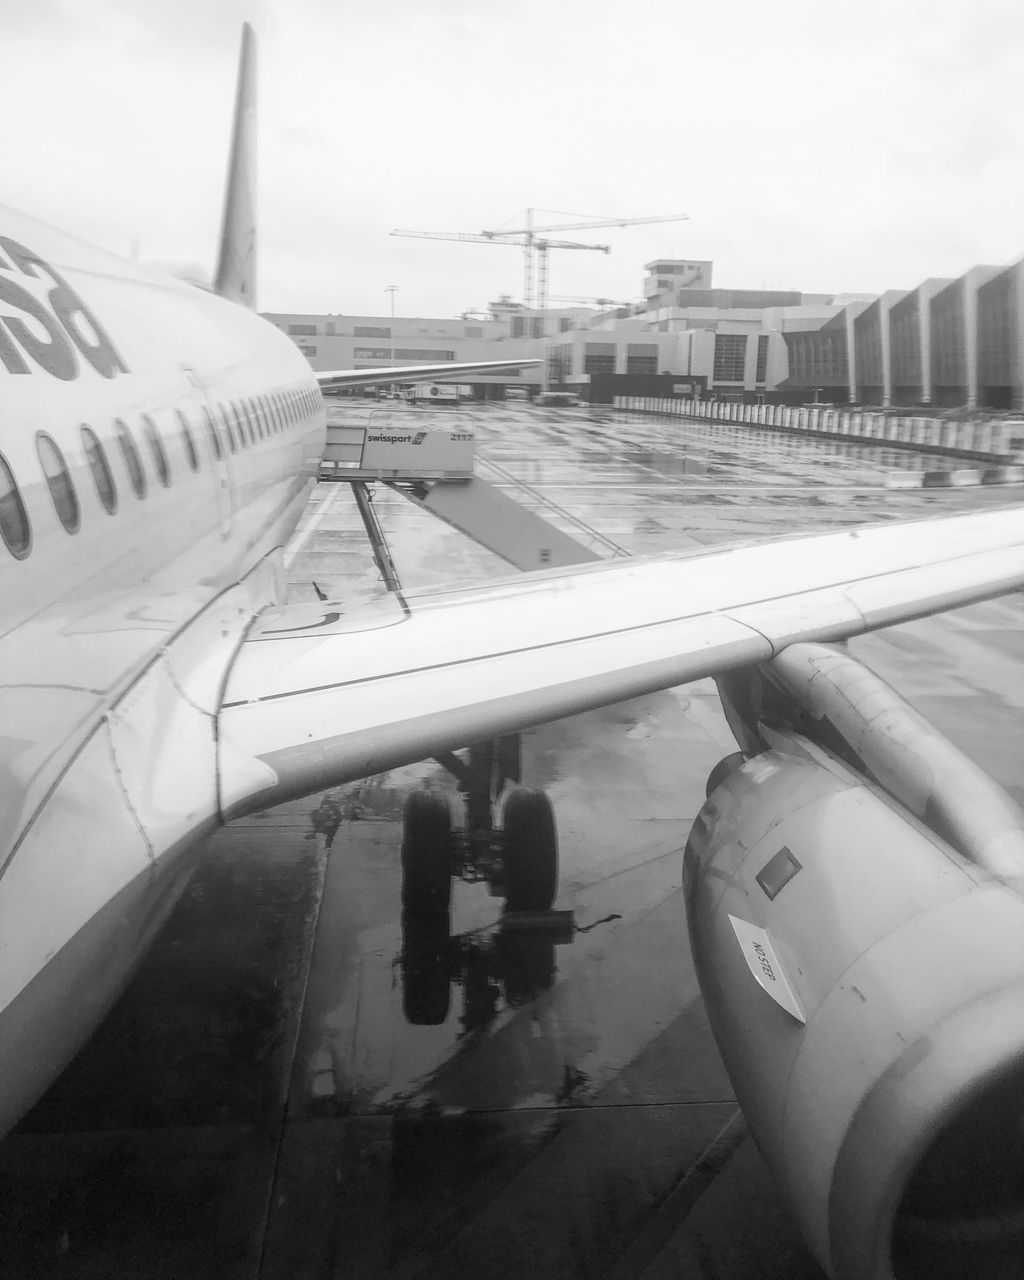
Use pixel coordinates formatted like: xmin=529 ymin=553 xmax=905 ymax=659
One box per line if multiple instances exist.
xmin=685 ymin=745 xmax=1024 ymax=1280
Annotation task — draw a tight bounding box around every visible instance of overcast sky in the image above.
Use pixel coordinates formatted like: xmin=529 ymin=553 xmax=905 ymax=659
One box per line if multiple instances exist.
xmin=3 ymin=0 xmax=1022 ymax=318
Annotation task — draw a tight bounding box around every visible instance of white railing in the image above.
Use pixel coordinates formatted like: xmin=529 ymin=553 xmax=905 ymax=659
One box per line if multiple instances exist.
xmin=610 ymin=397 xmax=1024 ymax=460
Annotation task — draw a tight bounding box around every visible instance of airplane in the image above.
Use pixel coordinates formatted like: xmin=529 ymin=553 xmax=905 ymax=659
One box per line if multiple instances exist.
xmin=2 ymin=24 xmax=1024 ymax=1280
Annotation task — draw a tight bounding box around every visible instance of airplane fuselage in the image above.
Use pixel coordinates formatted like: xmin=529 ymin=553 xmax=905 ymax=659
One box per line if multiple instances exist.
xmin=0 ymin=205 xmax=325 ymax=1132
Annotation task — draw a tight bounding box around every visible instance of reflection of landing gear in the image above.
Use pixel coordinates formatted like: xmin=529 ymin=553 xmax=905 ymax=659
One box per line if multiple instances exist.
xmin=398 ymin=907 xmax=576 ymax=1030
xmin=401 ymin=909 xmax=450 ymax=1025
xmin=398 ymin=735 xmax=560 ymax=915
xmin=495 ymin=924 xmax=556 ymax=1007
xmin=400 ymin=791 xmax=454 ymax=1025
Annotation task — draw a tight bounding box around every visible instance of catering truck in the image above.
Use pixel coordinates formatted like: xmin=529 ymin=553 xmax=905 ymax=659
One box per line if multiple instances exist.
xmin=406 ymin=383 xmax=465 ymax=405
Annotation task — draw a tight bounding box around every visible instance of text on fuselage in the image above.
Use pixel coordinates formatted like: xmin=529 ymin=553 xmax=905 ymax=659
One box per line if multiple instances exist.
xmin=0 ymin=238 xmax=128 ymax=381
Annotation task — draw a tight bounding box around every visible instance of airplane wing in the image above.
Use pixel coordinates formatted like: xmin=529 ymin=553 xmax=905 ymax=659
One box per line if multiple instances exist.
xmin=217 ymin=505 xmax=1024 ymax=821
xmin=315 ymin=359 xmax=539 ymax=390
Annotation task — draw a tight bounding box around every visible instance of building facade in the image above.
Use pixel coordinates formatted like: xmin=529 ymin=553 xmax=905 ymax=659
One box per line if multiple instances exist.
xmin=269 ymin=251 xmax=1024 ymax=409
xmin=261 ymin=301 xmax=593 ymax=391
xmin=783 ymin=258 xmax=1024 ymax=409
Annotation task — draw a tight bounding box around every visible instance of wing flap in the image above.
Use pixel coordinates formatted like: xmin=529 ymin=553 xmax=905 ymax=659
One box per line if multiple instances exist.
xmin=218 ymin=506 xmax=1024 ymax=820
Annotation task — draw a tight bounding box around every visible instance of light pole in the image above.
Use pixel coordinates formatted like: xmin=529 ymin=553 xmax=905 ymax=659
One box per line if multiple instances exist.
xmin=385 ymin=285 xmax=398 ymax=397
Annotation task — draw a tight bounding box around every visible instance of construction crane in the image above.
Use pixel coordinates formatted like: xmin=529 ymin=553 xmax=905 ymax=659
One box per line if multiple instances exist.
xmin=478 ymin=209 xmax=689 ymax=310
xmin=548 ymin=295 xmax=638 ymax=308
xmin=482 ymin=211 xmax=689 ymax=236
xmin=390 ymin=229 xmax=609 ymax=313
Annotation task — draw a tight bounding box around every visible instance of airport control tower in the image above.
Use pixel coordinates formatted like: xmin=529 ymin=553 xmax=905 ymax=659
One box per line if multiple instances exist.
xmin=643 ymin=258 xmax=714 ymax=309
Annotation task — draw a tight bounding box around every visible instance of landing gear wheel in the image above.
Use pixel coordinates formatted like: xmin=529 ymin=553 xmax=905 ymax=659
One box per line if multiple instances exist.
xmin=502 ymin=789 xmax=558 ymax=911
xmin=401 ymin=791 xmax=452 ymax=918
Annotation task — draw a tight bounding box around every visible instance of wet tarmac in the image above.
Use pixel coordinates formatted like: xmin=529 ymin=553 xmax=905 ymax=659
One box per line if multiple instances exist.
xmin=2 ymin=402 xmax=1022 ymax=1279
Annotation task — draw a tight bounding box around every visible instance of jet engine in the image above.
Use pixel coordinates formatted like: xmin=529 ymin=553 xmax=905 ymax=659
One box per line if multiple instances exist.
xmin=686 ymin=644 xmax=1024 ymax=1280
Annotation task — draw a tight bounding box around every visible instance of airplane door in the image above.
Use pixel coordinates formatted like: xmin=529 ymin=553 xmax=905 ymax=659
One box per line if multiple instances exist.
xmin=182 ymin=366 xmax=232 ymax=536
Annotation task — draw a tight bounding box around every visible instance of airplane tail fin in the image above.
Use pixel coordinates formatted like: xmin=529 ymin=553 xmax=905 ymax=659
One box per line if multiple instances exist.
xmin=213 ymin=23 xmax=258 ymax=308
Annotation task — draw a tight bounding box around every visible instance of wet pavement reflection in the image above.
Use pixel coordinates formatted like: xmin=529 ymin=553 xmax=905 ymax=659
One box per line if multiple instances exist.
xmin=1 ymin=402 xmax=1021 ymax=1279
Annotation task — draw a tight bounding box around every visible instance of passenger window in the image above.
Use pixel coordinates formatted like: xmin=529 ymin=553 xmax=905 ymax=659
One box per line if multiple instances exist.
xmin=0 ymin=451 xmax=31 ymax=559
xmin=176 ymin=410 xmax=199 ymax=471
xmin=81 ymin=425 xmax=117 ymax=513
xmin=115 ymin=419 xmax=147 ymax=498
xmin=204 ymin=409 xmax=223 ymax=460
xmin=271 ymin=392 xmax=283 ymax=431
xmin=228 ymin=401 xmax=244 ymax=449
xmin=243 ymin=399 xmax=257 ymax=443
xmin=37 ymin=432 xmax=81 ymax=533
xmin=141 ymin=415 xmax=170 ymax=487
xmin=222 ymin=405 xmax=238 ymax=453
xmin=254 ymin=398 xmax=266 ymax=438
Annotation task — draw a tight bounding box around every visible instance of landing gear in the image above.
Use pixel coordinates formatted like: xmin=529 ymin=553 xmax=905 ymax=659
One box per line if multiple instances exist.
xmin=397 ymin=743 xmax=568 ymax=1026
xmin=502 ymin=789 xmax=558 ymax=911
xmin=400 ymin=790 xmax=452 ymax=918
xmin=397 ymin=736 xmax=560 ymax=915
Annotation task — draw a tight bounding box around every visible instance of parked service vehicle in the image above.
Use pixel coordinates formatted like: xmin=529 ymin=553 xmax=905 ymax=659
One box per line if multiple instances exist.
xmin=407 ymin=382 xmax=462 ymax=404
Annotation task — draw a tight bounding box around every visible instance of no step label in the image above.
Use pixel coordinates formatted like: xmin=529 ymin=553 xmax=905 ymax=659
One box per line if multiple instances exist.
xmin=728 ymin=915 xmax=805 ymax=1023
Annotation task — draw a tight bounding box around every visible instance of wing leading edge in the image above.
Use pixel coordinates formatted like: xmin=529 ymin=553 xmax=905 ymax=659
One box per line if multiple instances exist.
xmin=218 ymin=506 xmax=1024 ymax=820
xmin=315 ymin=359 xmax=539 ymax=390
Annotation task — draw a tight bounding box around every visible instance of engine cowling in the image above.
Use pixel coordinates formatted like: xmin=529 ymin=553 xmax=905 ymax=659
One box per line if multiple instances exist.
xmin=685 ymin=745 xmax=1024 ymax=1280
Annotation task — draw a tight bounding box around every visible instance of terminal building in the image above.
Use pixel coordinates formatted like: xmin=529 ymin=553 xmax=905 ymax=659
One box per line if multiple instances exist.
xmin=267 ymin=252 xmax=1024 ymax=411
xmin=778 ymin=258 xmax=1024 ymax=410
xmin=261 ymin=299 xmax=592 ymax=396
xmin=542 ymin=260 xmax=845 ymax=404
